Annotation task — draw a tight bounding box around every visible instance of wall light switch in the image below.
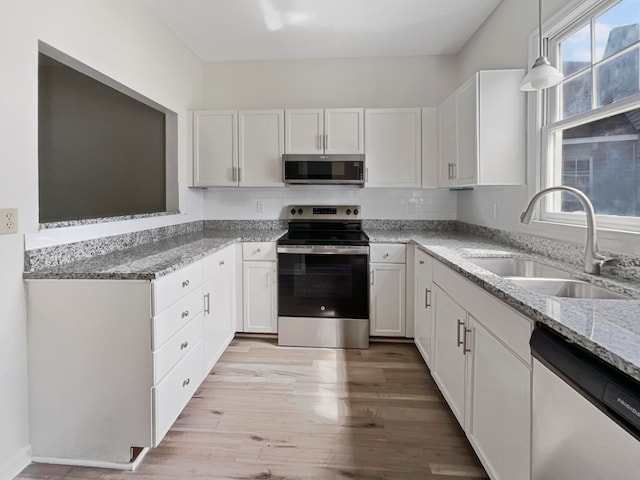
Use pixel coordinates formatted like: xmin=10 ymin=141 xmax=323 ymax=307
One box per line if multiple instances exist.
xmin=0 ymin=208 xmax=18 ymax=235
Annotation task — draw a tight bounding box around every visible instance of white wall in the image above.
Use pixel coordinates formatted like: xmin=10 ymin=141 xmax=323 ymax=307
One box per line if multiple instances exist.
xmin=201 ymin=56 xmax=458 ymax=220
xmin=203 ymin=56 xmax=459 ymax=109
xmin=451 ymin=0 xmax=640 ymax=255
xmin=0 ymin=1 xmax=202 ymax=477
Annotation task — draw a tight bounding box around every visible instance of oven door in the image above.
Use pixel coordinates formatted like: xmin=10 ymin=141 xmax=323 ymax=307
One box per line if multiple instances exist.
xmin=277 ymin=245 xmax=369 ymax=319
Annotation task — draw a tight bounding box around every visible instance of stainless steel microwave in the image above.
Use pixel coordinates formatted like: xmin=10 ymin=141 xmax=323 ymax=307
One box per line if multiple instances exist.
xmin=282 ymin=154 xmax=365 ymax=185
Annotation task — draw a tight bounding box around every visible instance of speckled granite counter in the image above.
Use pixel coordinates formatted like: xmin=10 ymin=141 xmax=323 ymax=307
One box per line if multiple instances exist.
xmin=368 ymin=229 xmax=640 ymax=383
xmin=23 ymin=228 xmax=285 ymax=281
xmin=23 ymin=222 xmax=640 ymax=382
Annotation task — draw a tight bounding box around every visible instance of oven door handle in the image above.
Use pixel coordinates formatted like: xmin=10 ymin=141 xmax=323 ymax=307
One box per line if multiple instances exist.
xmin=277 ymin=245 xmax=369 ymax=255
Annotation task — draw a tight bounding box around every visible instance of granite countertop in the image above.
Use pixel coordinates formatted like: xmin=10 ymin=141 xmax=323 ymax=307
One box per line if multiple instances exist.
xmin=23 ymin=228 xmax=286 ymax=281
xmin=24 ymin=225 xmax=640 ymax=382
xmin=368 ymin=229 xmax=640 ymax=382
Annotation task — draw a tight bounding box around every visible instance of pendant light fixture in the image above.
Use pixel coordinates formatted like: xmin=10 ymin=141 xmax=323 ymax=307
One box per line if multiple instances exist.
xmin=520 ymin=0 xmax=564 ymax=91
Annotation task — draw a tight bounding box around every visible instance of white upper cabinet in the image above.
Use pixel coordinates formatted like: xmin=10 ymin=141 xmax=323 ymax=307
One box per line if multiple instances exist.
xmin=324 ymin=108 xmax=364 ymax=154
xmin=284 ymin=108 xmax=364 ymax=154
xmin=192 ymin=110 xmax=238 ymax=187
xmin=438 ymin=69 xmax=525 ymax=188
xmin=365 ymin=108 xmax=422 ymax=188
xmin=238 ymin=110 xmax=285 ymax=187
xmin=192 ymin=110 xmax=284 ymax=187
xmin=421 ymin=107 xmax=439 ymax=189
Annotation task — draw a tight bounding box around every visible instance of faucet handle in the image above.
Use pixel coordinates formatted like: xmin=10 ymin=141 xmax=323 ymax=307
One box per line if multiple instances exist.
xmin=599 ymin=255 xmax=619 ymax=269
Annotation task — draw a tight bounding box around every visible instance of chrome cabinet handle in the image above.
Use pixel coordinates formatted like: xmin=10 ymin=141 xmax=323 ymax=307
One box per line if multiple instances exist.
xmin=318 ymin=134 xmax=322 ymax=150
xmin=219 ymin=260 xmax=225 ymax=266
xmin=366 ymin=168 xmax=369 ymax=182
xmin=419 ymin=260 xmax=425 ymax=265
xmin=238 ymin=167 xmax=242 ymax=182
xmin=182 ymin=280 xmax=190 ymax=288
xmin=425 ymin=288 xmax=431 ymax=308
xmin=204 ymin=293 xmax=210 ymax=314
xmin=463 ymin=327 xmax=472 ymax=354
xmin=370 ymin=270 xmax=375 ymax=285
xmin=452 ymin=163 xmax=457 ymax=179
xmin=324 ymin=133 xmax=328 ymax=150
xmin=383 ymin=253 xmax=389 ymax=258
xmin=180 ymin=341 xmax=189 ymax=350
xmin=232 ymin=166 xmax=237 ymax=182
xmin=256 ymin=248 xmax=261 ymax=253
xmin=457 ymin=319 xmax=464 ymax=348
xmin=182 ymin=378 xmax=190 ymax=387
xmin=181 ymin=310 xmax=189 ymax=318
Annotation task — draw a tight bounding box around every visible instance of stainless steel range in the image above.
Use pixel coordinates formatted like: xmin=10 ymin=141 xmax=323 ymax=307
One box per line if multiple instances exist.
xmin=277 ymin=205 xmax=369 ymax=348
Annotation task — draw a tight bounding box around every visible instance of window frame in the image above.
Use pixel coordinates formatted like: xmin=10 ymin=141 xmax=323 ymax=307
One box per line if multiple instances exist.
xmin=534 ymin=0 xmax=640 ymax=233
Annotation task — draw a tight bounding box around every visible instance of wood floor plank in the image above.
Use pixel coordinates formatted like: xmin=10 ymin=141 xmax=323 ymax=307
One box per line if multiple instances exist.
xmin=16 ymin=338 xmax=488 ymax=480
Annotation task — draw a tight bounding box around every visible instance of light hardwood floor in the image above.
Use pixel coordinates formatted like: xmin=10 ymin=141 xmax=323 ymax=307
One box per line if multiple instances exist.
xmin=17 ymin=338 xmax=488 ymax=480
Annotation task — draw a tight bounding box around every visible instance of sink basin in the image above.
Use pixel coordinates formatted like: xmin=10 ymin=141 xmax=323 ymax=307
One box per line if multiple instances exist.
xmin=508 ymin=278 xmax=629 ymax=299
xmin=467 ymin=257 xmax=571 ymax=279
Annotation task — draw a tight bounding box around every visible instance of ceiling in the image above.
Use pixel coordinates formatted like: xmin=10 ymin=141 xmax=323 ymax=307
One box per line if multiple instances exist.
xmin=144 ymin=0 xmax=503 ymax=62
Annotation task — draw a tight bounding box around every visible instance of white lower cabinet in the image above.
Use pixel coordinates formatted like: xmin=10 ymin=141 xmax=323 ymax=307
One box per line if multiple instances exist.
xmin=466 ymin=316 xmax=531 ymax=480
xmin=26 ymin=247 xmax=240 ymax=468
xmin=202 ymin=244 xmax=237 ymax=372
xmin=432 ymin=284 xmax=468 ymax=425
xmin=414 ymin=248 xmax=434 ymax=365
xmin=242 ymin=242 xmax=277 ymax=333
xmin=370 ymin=244 xmax=406 ymax=336
xmin=428 ymin=257 xmax=532 ymax=480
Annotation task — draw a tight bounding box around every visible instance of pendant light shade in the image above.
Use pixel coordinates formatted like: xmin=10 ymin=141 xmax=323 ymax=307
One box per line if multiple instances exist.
xmin=520 ymin=0 xmax=564 ymax=91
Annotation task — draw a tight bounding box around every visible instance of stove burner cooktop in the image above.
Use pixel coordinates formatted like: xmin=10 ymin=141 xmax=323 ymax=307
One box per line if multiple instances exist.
xmin=278 ymin=204 xmax=368 ymax=246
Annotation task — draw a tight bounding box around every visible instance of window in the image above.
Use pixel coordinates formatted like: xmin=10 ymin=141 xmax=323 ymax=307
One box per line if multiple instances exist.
xmin=541 ymin=0 xmax=640 ymax=229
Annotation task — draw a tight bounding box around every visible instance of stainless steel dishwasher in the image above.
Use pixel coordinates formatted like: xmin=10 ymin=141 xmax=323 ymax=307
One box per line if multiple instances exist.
xmin=530 ymin=327 xmax=640 ymax=480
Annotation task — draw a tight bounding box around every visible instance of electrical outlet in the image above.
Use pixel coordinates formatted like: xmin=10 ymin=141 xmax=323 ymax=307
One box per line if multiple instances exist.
xmin=0 ymin=208 xmax=18 ymax=235
xmin=256 ymin=201 xmax=263 ymax=213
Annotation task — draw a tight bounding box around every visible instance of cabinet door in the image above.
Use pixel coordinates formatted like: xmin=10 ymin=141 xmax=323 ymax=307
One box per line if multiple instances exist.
xmin=414 ymin=251 xmax=434 ymax=366
xmin=202 ymin=250 xmax=236 ymax=372
xmin=324 ymin=108 xmax=364 ymax=154
xmin=421 ymin=107 xmax=439 ymax=188
xmin=365 ymin=108 xmax=421 ymax=188
xmin=455 ymin=76 xmax=478 ymax=186
xmin=432 ymin=285 xmax=467 ymax=426
xmin=193 ymin=111 xmax=238 ymax=187
xmin=243 ymin=261 xmax=277 ymax=333
xmin=238 ymin=110 xmax=285 ymax=187
xmin=370 ymin=263 xmax=406 ymax=336
xmin=284 ymin=109 xmax=324 ymax=154
xmin=437 ymin=97 xmax=457 ymax=188
xmin=467 ymin=315 xmax=531 ymax=480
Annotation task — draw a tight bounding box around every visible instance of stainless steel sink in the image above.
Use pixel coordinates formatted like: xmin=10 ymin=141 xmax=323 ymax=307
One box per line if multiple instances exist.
xmin=467 ymin=257 xmax=571 ymax=279
xmin=508 ymin=278 xmax=629 ymax=299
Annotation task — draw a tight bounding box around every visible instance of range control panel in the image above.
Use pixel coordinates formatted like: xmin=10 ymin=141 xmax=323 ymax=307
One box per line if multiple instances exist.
xmin=287 ymin=205 xmax=361 ymax=221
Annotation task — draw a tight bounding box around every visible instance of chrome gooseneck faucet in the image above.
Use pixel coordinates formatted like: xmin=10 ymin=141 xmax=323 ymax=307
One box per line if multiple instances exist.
xmin=520 ymin=186 xmax=611 ymax=275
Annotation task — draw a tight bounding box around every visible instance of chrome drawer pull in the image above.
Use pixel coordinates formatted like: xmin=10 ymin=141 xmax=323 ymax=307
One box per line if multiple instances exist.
xmin=181 ymin=310 xmax=189 ymax=318
xmin=204 ymin=293 xmax=211 ymax=314
xmin=463 ymin=327 xmax=472 ymax=354
xmin=182 ymin=280 xmax=190 ymax=288
xmin=180 ymin=341 xmax=189 ymax=350
xmin=425 ymin=288 xmax=431 ymax=308
xmin=182 ymin=378 xmax=190 ymax=387
xmin=419 ymin=259 xmax=425 ymax=265
xmin=219 ymin=260 xmax=225 ymax=266
xmin=383 ymin=253 xmax=389 ymax=258
xmin=457 ymin=319 xmax=464 ymax=348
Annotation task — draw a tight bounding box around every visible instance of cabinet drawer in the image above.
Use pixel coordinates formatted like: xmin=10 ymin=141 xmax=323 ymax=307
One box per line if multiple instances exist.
xmin=152 ymin=288 xmax=203 ymax=349
xmin=152 ymin=261 xmax=203 ymax=314
xmin=415 ymin=248 xmax=432 ymax=272
xmin=152 ymin=340 xmax=203 ymax=446
xmin=242 ymin=242 xmax=276 ymax=261
xmin=370 ymin=243 xmax=406 ymax=263
xmin=204 ymin=245 xmax=235 ymax=276
xmin=153 ymin=314 xmax=203 ymax=384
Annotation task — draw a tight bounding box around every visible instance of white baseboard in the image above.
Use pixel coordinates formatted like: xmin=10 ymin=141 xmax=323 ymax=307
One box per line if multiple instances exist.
xmin=32 ymin=447 xmax=149 ymax=472
xmin=0 ymin=444 xmax=31 ymax=480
